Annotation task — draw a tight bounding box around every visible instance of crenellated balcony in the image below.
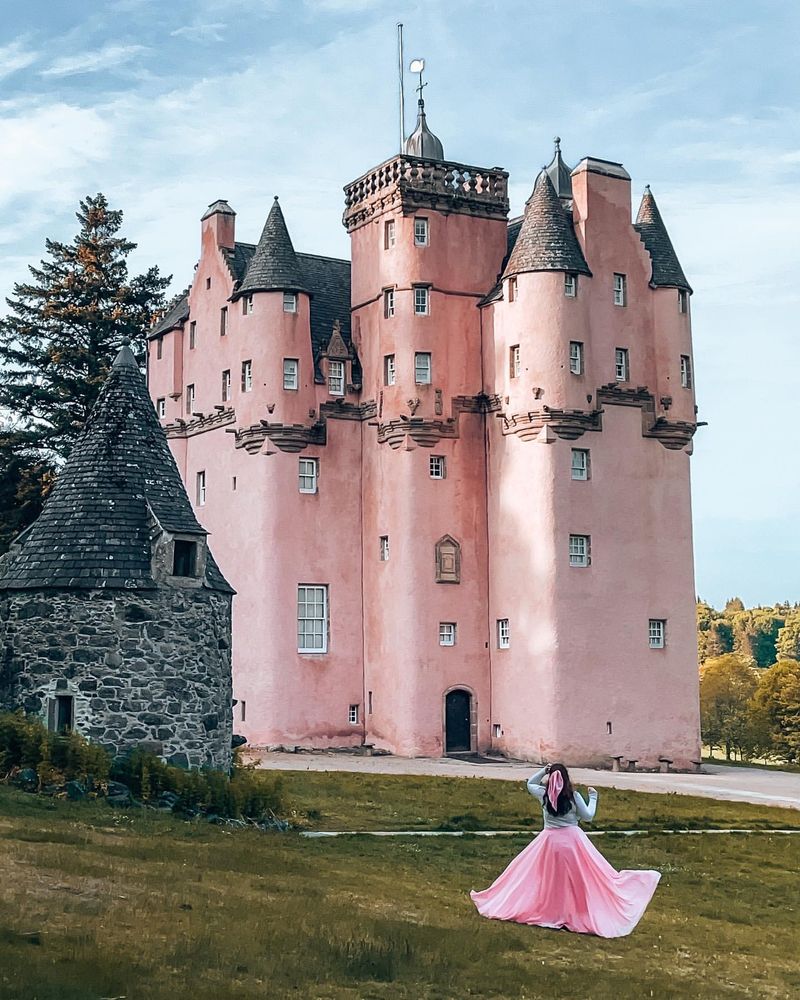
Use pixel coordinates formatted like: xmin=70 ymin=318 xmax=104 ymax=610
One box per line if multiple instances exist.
xmin=343 ymin=155 xmax=509 ymax=231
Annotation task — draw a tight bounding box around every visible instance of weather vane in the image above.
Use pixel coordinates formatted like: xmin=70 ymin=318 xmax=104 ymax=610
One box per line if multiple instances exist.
xmin=409 ymin=58 xmax=426 ymax=103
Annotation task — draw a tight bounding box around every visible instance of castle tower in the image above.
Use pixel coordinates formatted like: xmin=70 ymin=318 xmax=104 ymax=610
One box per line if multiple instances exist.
xmin=0 ymin=345 xmax=234 ymax=770
xmin=344 ymin=98 xmax=509 ymax=755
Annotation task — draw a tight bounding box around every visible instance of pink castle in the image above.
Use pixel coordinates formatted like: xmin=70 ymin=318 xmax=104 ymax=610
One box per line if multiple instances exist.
xmin=147 ymin=99 xmax=701 ymax=768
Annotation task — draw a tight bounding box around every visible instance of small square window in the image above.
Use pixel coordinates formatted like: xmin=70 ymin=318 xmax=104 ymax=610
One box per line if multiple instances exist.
xmin=185 ymin=384 xmax=195 ymax=415
xmin=283 ymin=292 xmax=297 ymax=313
xmin=298 ymin=458 xmax=318 ymax=494
xmin=283 ymin=359 xmax=298 ymax=390
xmin=172 ymin=539 xmax=198 ymax=577
xmin=348 ymin=704 xmax=360 ymax=724
xmin=569 ymin=534 xmax=590 ymax=567
xmin=613 ymin=273 xmax=627 ymax=306
xmin=379 ymin=535 xmax=389 ymax=561
xmin=414 ymin=217 xmax=429 ymax=246
xmin=189 ymin=321 xmax=197 ymax=350
xmin=510 ymin=344 xmax=521 ymax=379
xmin=328 ymin=360 xmax=345 ymax=396
xmin=156 ymin=336 xmax=163 ymax=360
xmin=242 ymin=295 xmax=254 ymax=315
xmin=508 ymin=276 xmax=517 ymax=302
xmin=384 ymin=288 xmax=395 ymax=319
xmin=384 ymin=354 xmax=396 ymax=386
xmin=564 ymin=274 xmax=577 ymax=298
xmin=680 ymin=355 xmax=693 ymax=389
xmin=649 ymin=619 xmax=666 ymax=648
xmin=220 ymin=306 xmax=228 ymax=336
xmin=415 ymin=352 xmax=431 ymax=384
xmin=429 ymin=455 xmax=446 ymax=479
xmin=678 ymin=289 xmax=688 ymax=314
xmin=156 ymin=397 xmax=166 ymax=419
xmin=497 ymin=619 xmax=510 ymax=649
xmin=413 ymin=286 xmax=429 ymax=315
xmin=569 ymin=341 xmax=583 ymax=375
xmin=221 ymin=369 xmax=231 ymax=402
xmin=615 ymin=348 xmax=629 ymax=382
xmin=384 ymin=219 xmax=396 ymax=249
xmin=196 ymin=470 xmax=206 ymax=506
xmin=571 ymin=449 xmax=590 ymax=481
xmin=439 ymin=622 xmax=456 ymax=646
xmin=241 ymin=360 xmax=253 ymax=392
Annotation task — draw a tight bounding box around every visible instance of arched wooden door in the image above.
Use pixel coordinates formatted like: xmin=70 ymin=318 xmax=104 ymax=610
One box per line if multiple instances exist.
xmin=445 ymin=689 xmax=472 ymax=753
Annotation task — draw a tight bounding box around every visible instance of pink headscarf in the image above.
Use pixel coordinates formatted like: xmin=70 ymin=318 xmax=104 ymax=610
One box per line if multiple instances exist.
xmin=547 ymin=769 xmax=563 ymax=810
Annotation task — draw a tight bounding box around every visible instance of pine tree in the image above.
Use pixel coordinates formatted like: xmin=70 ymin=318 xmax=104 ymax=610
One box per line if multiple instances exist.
xmin=0 ymin=193 xmax=170 ymax=461
xmin=0 ymin=427 xmax=56 ymax=554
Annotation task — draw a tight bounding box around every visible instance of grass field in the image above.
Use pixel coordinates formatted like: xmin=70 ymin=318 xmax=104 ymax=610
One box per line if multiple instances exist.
xmin=1 ymin=772 xmax=799 ymax=1000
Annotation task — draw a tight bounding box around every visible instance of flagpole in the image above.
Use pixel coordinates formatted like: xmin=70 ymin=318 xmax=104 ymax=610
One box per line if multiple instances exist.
xmin=397 ymin=23 xmax=405 ymax=152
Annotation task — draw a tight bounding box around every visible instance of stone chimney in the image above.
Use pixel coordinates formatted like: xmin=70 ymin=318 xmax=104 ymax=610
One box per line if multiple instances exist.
xmin=201 ymin=199 xmax=236 ymax=250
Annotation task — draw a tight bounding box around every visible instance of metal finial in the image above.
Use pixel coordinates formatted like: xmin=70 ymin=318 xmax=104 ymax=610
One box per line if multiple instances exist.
xmin=554 ymin=136 xmax=561 ymax=150
xmin=273 ymin=195 xmax=279 ymax=202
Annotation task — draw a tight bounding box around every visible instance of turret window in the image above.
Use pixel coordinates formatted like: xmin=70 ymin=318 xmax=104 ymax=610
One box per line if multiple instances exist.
xmin=283 ymin=292 xmax=297 ymax=313
xmin=571 ymin=449 xmax=590 ymax=481
xmin=384 ymin=220 xmax=396 ymax=249
xmin=613 ymin=273 xmax=627 ymax=307
xmin=297 ymin=584 xmax=328 ymax=654
xmin=569 ymin=534 xmax=590 ymax=567
xmin=497 ymin=619 xmax=510 ymax=649
xmin=196 ymin=470 xmax=206 ymax=506
xmin=242 ymin=295 xmax=254 ymax=315
xmin=649 ymin=619 xmax=666 ymax=648
xmin=615 ymin=348 xmax=630 ymax=382
xmin=298 ymin=458 xmax=318 ymax=494
xmin=189 ymin=321 xmax=197 ymax=350
xmin=185 ymin=383 xmax=195 ymax=415
xmin=379 ymin=535 xmax=389 ymax=561
xmin=564 ymin=274 xmax=577 ymax=297
xmin=241 ymin=360 xmax=252 ymax=392
xmin=328 ymin=360 xmax=345 ymax=396
xmin=680 ymin=355 xmax=693 ymax=389
xmin=439 ymin=622 xmax=457 ymax=646
xmin=508 ymin=276 xmax=517 ymax=302
xmin=221 ymin=369 xmax=231 ymax=402
xmin=384 ymin=354 xmax=396 ymax=386
xmin=413 ymin=286 xmax=430 ymax=315
xmin=283 ymin=358 xmax=299 ymax=390
xmin=415 ymin=352 xmax=432 ymax=384
xmin=414 ymin=217 xmax=429 ymax=246
xmin=429 ymin=455 xmax=446 ymax=479
xmin=569 ymin=341 xmax=583 ymax=375
xmin=156 ymin=398 xmax=165 ymax=419
xmin=384 ymin=288 xmax=395 ymax=318
xmin=510 ymin=345 xmax=521 ymax=379
xmin=678 ymin=289 xmax=688 ymax=314
xmin=220 ymin=306 xmax=228 ymax=336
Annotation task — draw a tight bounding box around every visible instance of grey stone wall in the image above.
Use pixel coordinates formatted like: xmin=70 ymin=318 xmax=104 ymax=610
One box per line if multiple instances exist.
xmin=0 ymin=588 xmax=233 ymax=771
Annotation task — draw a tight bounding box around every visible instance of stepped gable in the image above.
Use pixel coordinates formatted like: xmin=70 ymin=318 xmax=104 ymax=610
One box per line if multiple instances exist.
xmin=236 ymin=197 xmax=309 ymax=297
xmin=0 ymin=345 xmax=232 ymax=593
xmin=149 ymin=290 xmax=189 ymax=339
xmin=634 ymin=186 xmax=691 ymax=292
xmin=503 ymin=172 xmax=591 ymax=280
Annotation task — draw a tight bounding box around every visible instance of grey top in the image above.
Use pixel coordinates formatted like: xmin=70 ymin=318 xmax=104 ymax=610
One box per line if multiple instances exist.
xmin=526 ymin=767 xmax=598 ymax=829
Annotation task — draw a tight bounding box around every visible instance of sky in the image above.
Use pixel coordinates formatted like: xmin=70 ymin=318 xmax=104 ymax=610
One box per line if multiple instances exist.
xmin=0 ymin=0 xmax=798 ymax=608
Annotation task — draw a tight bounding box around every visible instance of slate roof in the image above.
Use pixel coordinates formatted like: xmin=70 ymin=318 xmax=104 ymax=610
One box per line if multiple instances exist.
xmin=503 ymin=172 xmax=591 ymax=280
xmin=236 ymin=197 xmax=309 ymax=296
xmin=543 ymin=138 xmax=573 ymax=200
xmin=634 ymin=187 xmax=691 ymax=292
xmin=0 ymin=345 xmax=233 ymax=593
xmin=149 ymin=290 xmax=189 ymax=339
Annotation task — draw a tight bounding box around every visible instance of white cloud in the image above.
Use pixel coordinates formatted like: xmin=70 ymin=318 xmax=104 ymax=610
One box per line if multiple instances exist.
xmin=0 ymin=39 xmax=39 ymax=79
xmin=170 ymin=23 xmax=227 ymax=43
xmin=41 ymin=44 xmax=149 ymax=78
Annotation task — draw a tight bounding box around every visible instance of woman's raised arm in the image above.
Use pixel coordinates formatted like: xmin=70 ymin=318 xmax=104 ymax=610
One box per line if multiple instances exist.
xmin=526 ymin=766 xmax=549 ymax=801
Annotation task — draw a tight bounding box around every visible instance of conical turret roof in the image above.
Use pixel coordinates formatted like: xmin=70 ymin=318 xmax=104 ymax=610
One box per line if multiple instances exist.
xmin=0 ymin=344 xmax=232 ymax=592
xmin=404 ymin=98 xmax=444 ymax=161
xmin=503 ymin=172 xmax=591 ymax=279
xmin=634 ymin=187 xmax=691 ymax=292
xmin=237 ymin=197 xmax=309 ymax=296
xmin=542 ymin=137 xmax=573 ymax=200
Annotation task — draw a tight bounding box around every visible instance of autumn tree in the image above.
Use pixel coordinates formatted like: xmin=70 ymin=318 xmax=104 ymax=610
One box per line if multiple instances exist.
xmin=0 ymin=193 xmax=170 ymax=462
xmin=775 ymin=612 xmax=800 ymax=661
xmin=751 ymin=659 xmax=800 ymax=763
xmin=699 ymin=654 xmax=763 ymax=760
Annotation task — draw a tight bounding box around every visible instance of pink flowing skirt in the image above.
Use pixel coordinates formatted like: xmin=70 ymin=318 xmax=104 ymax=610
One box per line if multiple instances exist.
xmin=470 ymin=826 xmax=660 ymax=938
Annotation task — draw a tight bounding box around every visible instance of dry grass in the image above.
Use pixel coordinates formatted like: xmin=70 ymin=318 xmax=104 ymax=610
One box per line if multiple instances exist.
xmin=1 ymin=774 xmax=799 ymax=999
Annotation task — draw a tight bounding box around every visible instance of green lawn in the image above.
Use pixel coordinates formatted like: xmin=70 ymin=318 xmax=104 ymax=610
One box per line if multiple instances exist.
xmin=1 ymin=773 xmax=799 ymax=1000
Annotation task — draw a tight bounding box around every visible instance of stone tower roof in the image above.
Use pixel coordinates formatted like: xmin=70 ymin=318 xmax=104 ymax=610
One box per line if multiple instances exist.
xmin=634 ymin=186 xmax=691 ymax=292
xmin=542 ymin=137 xmax=573 ymax=200
xmin=503 ymin=172 xmax=591 ymax=280
xmin=0 ymin=345 xmax=232 ymax=593
xmin=404 ymin=98 xmax=444 ymax=161
xmin=236 ymin=197 xmax=309 ymax=297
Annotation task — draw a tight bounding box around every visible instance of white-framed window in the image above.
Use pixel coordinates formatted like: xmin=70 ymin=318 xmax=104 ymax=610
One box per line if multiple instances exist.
xmin=384 ymin=288 xmax=395 ymax=318
xmin=298 ymin=458 xmax=318 ymax=494
xmin=384 ymin=354 xmax=396 ymax=386
xmin=220 ymin=306 xmax=228 ymax=336
xmin=241 ymin=360 xmax=253 ymax=392
xmin=297 ymin=584 xmax=328 ymax=654
xmin=415 ymin=352 xmax=431 ymax=384
xmin=379 ymin=535 xmax=389 ymax=561
xmin=196 ymin=470 xmax=206 ymax=506
xmin=156 ymin=397 xmax=166 ymax=419
xmin=497 ymin=618 xmax=510 ymax=649
xmin=571 ymin=449 xmax=590 ymax=481
xmin=508 ymin=276 xmax=517 ymax=302
xmin=569 ymin=341 xmax=583 ymax=375
xmin=649 ymin=619 xmax=666 ymax=648
xmin=564 ymin=274 xmax=577 ymax=298
xmin=185 ymin=383 xmax=195 ymax=415
xmin=384 ymin=219 xmax=396 ymax=249
xmin=569 ymin=534 xmax=590 ymax=567
xmin=678 ymin=289 xmax=688 ymax=314
xmin=221 ymin=369 xmax=231 ymax=402
xmin=680 ymin=355 xmax=693 ymax=389
xmin=615 ymin=348 xmax=629 ymax=382
xmin=189 ymin=321 xmax=197 ymax=350
xmin=328 ymin=359 xmax=345 ymax=396
xmin=414 ymin=217 xmax=429 ymax=246
xmin=242 ymin=295 xmax=254 ymax=315
xmin=283 ymin=291 xmax=297 ymax=313
xmin=429 ymin=455 xmax=446 ymax=479
xmin=283 ymin=358 xmax=299 ymax=390
xmin=439 ymin=622 xmax=457 ymax=646
xmin=492 ymin=723 xmax=502 ymax=738
xmin=413 ymin=286 xmax=429 ymax=315
xmin=510 ymin=344 xmax=521 ymax=379
xmin=348 ymin=704 xmax=359 ymax=724
xmin=613 ymin=273 xmax=627 ymax=306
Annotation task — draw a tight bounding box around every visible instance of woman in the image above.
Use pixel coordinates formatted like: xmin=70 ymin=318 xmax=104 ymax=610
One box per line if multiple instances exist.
xmin=470 ymin=763 xmax=660 ymax=938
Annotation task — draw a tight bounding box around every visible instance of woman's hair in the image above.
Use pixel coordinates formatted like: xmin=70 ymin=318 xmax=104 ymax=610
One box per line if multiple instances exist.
xmin=544 ymin=762 xmax=574 ymax=816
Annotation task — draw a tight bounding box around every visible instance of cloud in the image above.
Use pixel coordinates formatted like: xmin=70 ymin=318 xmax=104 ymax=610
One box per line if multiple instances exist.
xmin=41 ymin=44 xmax=149 ymax=78
xmin=0 ymin=39 xmax=39 ymax=80
xmin=170 ymin=23 xmax=227 ymax=43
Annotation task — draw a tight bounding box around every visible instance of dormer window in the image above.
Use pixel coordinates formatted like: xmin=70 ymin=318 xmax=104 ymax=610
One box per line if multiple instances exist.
xmin=564 ymin=274 xmax=577 ymax=297
xmin=172 ymin=539 xmax=198 ymax=577
xmin=328 ymin=360 xmax=345 ymax=396
xmin=283 ymin=292 xmax=297 ymax=313
xmin=414 ymin=217 xmax=429 ymax=246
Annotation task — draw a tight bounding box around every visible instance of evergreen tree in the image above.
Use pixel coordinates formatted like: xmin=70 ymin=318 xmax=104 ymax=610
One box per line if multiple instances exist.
xmin=776 ymin=612 xmax=800 ymax=661
xmin=0 ymin=427 xmax=56 ymax=553
xmin=0 ymin=194 xmax=170 ymax=461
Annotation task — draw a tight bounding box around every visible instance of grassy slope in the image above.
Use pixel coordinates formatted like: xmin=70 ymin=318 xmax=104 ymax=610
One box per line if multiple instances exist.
xmin=1 ymin=774 xmax=799 ymax=1000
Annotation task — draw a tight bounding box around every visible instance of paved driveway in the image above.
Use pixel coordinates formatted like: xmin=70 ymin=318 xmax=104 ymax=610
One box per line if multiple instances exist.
xmin=251 ymin=751 xmax=800 ymax=811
